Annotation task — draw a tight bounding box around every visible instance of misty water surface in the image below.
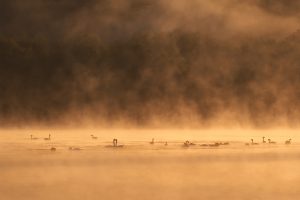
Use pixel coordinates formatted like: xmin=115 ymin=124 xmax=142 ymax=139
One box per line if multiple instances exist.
xmin=1 ymin=130 xmax=300 ymax=200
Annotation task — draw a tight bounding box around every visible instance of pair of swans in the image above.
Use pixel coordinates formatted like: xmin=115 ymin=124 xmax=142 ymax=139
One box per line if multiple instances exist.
xmin=262 ymin=137 xmax=276 ymax=144
xmin=248 ymin=138 xmax=273 ymax=145
xmin=104 ymin=139 xmax=124 ymax=148
xmin=149 ymin=138 xmax=168 ymax=146
xmin=30 ymin=134 xmax=51 ymax=140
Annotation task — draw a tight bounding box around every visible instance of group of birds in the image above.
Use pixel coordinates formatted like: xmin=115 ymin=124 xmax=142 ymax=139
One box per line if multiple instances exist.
xmin=245 ymin=137 xmax=292 ymax=145
xmin=150 ymin=138 xmax=228 ymax=147
xmin=29 ymin=134 xmax=294 ymax=151
xmin=30 ymin=134 xmax=51 ymax=141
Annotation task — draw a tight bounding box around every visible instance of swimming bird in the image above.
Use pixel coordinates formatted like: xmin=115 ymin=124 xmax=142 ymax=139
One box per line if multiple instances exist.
xmin=214 ymin=142 xmax=229 ymax=146
xmin=183 ymin=140 xmax=190 ymax=147
xmin=150 ymin=138 xmax=155 ymax=145
xmin=113 ymin=138 xmax=118 ymax=146
xmin=251 ymin=139 xmax=259 ymax=145
xmin=208 ymin=143 xmax=220 ymax=147
xmin=183 ymin=140 xmax=196 ymax=147
xmin=262 ymin=137 xmax=266 ymax=143
xmin=50 ymin=147 xmax=56 ymax=151
xmin=91 ymin=135 xmax=98 ymax=139
xmin=285 ymin=139 xmax=292 ymax=145
xmin=200 ymin=144 xmax=209 ymax=147
xmin=30 ymin=135 xmax=38 ymax=140
xmin=189 ymin=142 xmax=196 ymax=146
xmin=105 ymin=139 xmax=123 ymax=148
xmin=268 ymin=139 xmax=276 ymax=144
xmin=69 ymin=147 xmax=81 ymax=151
xmin=165 ymin=142 xmax=168 ymax=146
xmin=221 ymin=142 xmax=230 ymax=145
xmin=44 ymin=134 xmax=51 ymax=141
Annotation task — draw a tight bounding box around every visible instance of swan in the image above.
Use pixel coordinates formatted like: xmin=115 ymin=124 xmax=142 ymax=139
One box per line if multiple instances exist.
xmin=183 ymin=140 xmax=196 ymax=147
xmin=221 ymin=142 xmax=230 ymax=145
xmin=183 ymin=140 xmax=190 ymax=147
xmin=50 ymin=147 xmax=56 ymax=151
xmin=208 ymin=143 xmax=220 ymax=147
xmin=285 ymin=139 xmax=292 ymax=145
xmin=200 ymin=144 xmax=209 ymax=147
xmin=44 ymin=134 xmax=51 ymax=141
xmin=69 ymin=147 xmax=81 ymax=150
xmin=251 ymin=139 xmax=259 ymax=145
xmin=30 ymin=135 xmax=38 ymax=140
xmin=215 ymin=142 xmax=229 ymax=146
xmin=150 ymin=138 xmax=154 ymax=144
xmin=200 ymin=142 xmax=220 ymax=147
xmin=113 ymin=138 xmax=118 ymax=146
xmin=268 ymin=139 xmax=276 ymax=144
xmin=91 ymin=135 xmax=98 ymax=139
xmin=262 ymin=137 xmax=266 ymax=143
xmin=105 ymin=139 xmax=124 ymax=148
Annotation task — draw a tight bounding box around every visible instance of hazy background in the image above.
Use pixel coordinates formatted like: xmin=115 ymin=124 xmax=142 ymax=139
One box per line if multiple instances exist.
xmin=1 ymin=0 xmax=300 ymax=128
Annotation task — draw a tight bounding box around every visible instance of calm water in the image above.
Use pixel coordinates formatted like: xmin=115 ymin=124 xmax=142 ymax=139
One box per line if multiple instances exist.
xmin=1 ymin=130 xmax=300 ymax=200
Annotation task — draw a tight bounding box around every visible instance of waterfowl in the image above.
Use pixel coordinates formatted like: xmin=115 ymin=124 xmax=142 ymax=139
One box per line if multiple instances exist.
xmin=50 ymin=147 xmax=56 ymax=151
xmin=91 ymin=135 xmax=98 ymax=139
xmin=183 ymin=140 xmax=195 ymax=147
xmin=183 ymin=140 xmax=190 ymax=147
xmin=214 ymin=142 xmax=229 ymax=146
xmin=113 ymin=138 xmax=118 ymax=146
xmin=200 ymin=144 xmax=209 ymax=147
xmin=69 ymin=147 xmax=81 ymax=150
xmin=105 ymin=139 xmax=124 ymax=148
xmin=221 ymin=142 xmax=230 ymax=145
xmin=285 ymin=139 xmax=292 ymax=145
xmin=44 ymin=134 xmax=51 ymax=141
xmin=251 ymin=139 xmax=259 ymax=145
xmin=208 ymin=143 xmax=220 ymax=147
xmin=150 ymin=138 xmax=155 ymax=145
xmin=268 ymin=139 xmax=276 ymax=144
xmin=165 ymin=142 xmax=168 ymax=146
xmin=30 ymin=135 xmax=38 ymax=140
xmin=262 ymin=137 xmax=266 ymax=143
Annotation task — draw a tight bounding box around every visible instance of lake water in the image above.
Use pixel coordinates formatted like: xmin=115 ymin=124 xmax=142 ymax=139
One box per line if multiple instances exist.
xmin=1 ymin=130 xmax=300 ymax=200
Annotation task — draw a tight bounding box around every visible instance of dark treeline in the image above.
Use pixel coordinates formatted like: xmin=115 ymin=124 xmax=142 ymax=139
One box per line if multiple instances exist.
xmin=0 ymin=0 xmax=300 ymax=128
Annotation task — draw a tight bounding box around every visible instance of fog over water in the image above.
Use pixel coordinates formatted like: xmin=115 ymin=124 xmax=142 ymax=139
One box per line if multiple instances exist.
xmin=0 ymin=130 xmax=300 ymax=200
xmin=1 ymin=1 xmax=300 ymax=199
xmin=1 ymin=0 xmax=300 ymax=128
